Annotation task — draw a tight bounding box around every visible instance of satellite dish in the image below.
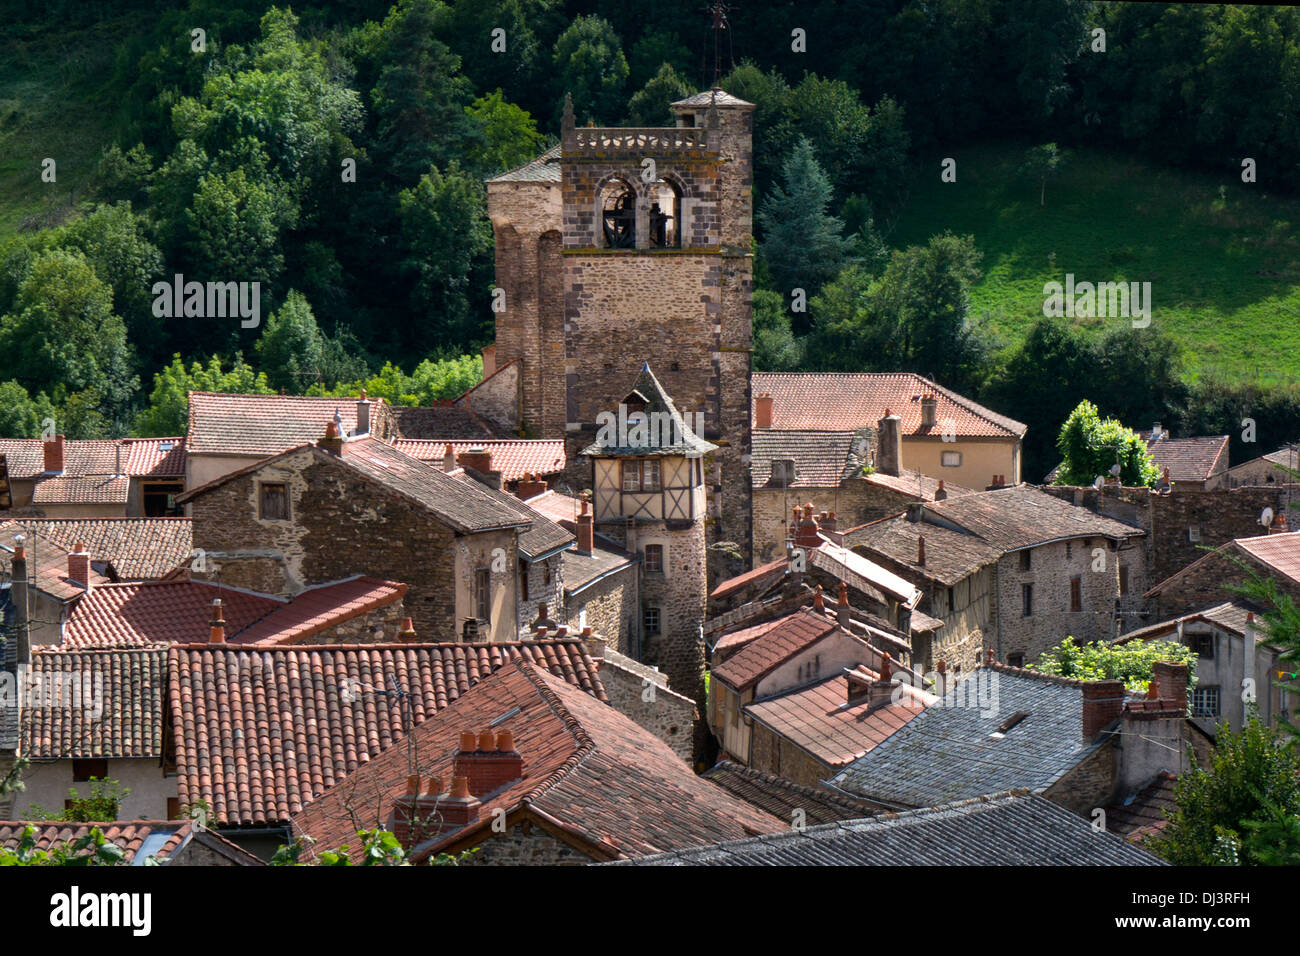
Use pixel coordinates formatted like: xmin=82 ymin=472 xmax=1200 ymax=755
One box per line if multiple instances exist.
xmin=1261 ymin=507 xmax=1275 ymax=527
xmin=1108 ymin=463 xmax=1122 ymax=477
xmin=1093 ymin=476 xmax=1105 ymax=490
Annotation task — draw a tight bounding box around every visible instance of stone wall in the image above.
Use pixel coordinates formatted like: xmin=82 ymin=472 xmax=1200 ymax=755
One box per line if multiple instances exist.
xmin=748 ymin=721 xmax=833 ymax=791
xmin=461 ymin=818 xmax=589 ymax=865
xmin=595 ymin=647 xmax=697 ymax=765
xmin=1043 ymin=736 xmax=1118 ymax=818
xmin=564 ymin=565 xmax=637 ymax=656
xmin=454 ymin=359 xmax=520 ymax=434
xmin=517 ymin=554 xmax=564 ymax=640
xmin=294 ymin=599 xmax=406 ymax=644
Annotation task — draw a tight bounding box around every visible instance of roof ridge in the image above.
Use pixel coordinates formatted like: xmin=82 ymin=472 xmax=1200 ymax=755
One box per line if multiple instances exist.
xmin=977 ymin=661 xmax=1086 ymax=687
xmin=167 ymin=637 xmax=590 ymax=652
xmin=709 ymin=761 xmax=874 ymax=811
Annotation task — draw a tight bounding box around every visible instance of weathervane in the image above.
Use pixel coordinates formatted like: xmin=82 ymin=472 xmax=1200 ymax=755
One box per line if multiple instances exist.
xmin=708 ymin=0 xmax=731 ymax=86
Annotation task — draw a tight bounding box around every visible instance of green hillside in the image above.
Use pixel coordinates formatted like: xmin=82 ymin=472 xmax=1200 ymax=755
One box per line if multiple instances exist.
xmin=891 ymin=143 xmax=1300 ymax=387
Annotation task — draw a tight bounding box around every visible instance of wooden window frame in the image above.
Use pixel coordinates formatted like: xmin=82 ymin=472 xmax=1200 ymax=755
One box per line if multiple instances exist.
xmin=259 ymin=482 xmax=289 ymax=521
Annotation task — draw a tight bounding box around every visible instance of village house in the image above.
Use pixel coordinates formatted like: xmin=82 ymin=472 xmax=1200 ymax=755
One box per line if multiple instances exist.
xmin=288 ymin=659 xmax=784 ymax=864
xmin=614 ymin=790 xmax=1164 ymax=866
xmin=829 ymin=659 xmax=1212 ymax=822
xmin=1113 ymin=600 xmax=1291 ymax=735
xmin=752 ymin=372 xmax=1027 ymax=492
xmin=1144 ymin=527 xmax=1300 ymax=620
xmin=0 ymin=436 xmax=186 ymax=518
xmin=1044 ymin=425 xmax=1230 ymax=492
xmin=1227 ymin=444 xmax=1300 ymax=487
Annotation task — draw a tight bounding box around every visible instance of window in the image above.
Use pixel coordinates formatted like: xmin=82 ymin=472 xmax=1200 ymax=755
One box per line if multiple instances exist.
xmin=1022 ymin=583 xmax=1034 ymax=617
xmin=1188 ymin=523 xmax=1201 ymax=543
xmin=72 ymin=759 xmax=108 ymax=782
xmin=1007 ymin=654 xmax=1025 ymax=668
xmin=642 ymin=459 xmax=661 ymax=491
xmin=1019 ymin=549 xmax=1032 ymax=571
xmin=475 ymin=568 xmax=491 ymax=624
xmin=941 ymin=451 xmax=962 ymax=467
xmin=622 ymin=461 xmax=640 ymax=491
xmin=259 ymin=482 xmax=288 ymax=520
xmin=1189 ymin=632 xmax=1215 ymax=659
xmin=1070 ymin=576 xmax=1082 ymax=612
xmin=1119 ymin=564 xmax=1129 ymax=596
xmin=643 ymin=606 xmax=661 ymax=635
xmin=519 ymin=559 xmax=529 ymax=601
xmin=946 ymin=586 xmax=955 ymax=612
xmin=143 ymin=481 xmax=184 ymax=517
xmin=644 ymin=544 xmax=664 ymax=573
xmin=1193 ymin=686 xmax=1220 ymax=718
xmin=167 ymin=797 xmax=182 ymax=820
xmin=1065 ymin=541 xmax=1073 ymax=560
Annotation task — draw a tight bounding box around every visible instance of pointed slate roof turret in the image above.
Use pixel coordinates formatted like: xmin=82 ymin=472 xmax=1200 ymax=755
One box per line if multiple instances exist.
xmin=581 ymin=364 xmax=718 ymax=458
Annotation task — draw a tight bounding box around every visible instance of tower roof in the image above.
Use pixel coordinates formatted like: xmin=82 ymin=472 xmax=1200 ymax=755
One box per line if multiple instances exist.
xmin=671 ymin=88 xmax=755 ymax=109
xmin=581 ymin=365 xmax=717 ymax=457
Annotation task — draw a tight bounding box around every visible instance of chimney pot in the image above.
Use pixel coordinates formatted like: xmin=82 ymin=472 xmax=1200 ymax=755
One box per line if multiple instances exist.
xmin=208 ymin=598 xmax=226 ymax=644
xmin=406 ymin=774 xmax=420 ymax=796
xmin=428 ymin=776 xmax=444 ymax=796
xmin=496 ymin=729 xmax=515 ymax=751
xmin=398 ymin=617 xmax=416 ymax=641
xmin=813 ymin=585 xmax=825 ymax=611
xmin=477 ymin=729 xmax=496 ymax=751
xmin=459 ymin=731 xmax=477 ymax=752
xmin=450 ymin=776 xmax=472 ymax=799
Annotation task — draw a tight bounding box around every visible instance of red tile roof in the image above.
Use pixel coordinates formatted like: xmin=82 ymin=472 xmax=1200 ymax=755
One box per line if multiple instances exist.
xmin=1143 ymin=435 xmax=1230 ymax=483
xmin=291 ymin=660 xmax=784 ymax=861
xmin=62 ymin=581 xmax=283 ymax=649
xmin=753 ymin=372 xmax=1026 ymax=438
xmin=168 ymin=639 xmax=608 ymax=826
xmin=230 ymin=577 xmax=407 ymax=645
xmin=186 ymin=392 xmax=393 ymax=456
xmin=0 ymin=532 xmax=111 ymax=601
xmin=0 ymin=438 xmax=184 ymax=479
xmin=710 ymin=557 xmax=787 ymax=602
xmin=711 ymin=608 xmax=838 ymax=690
xmin=31 ymin=475 xmax=129 ymax=504
xmin=395 ymin=439 xmax=565 ymax=482
xmin=6 ymin=518 xmax=192 ymax=580
xmin=21 ymin=647 xmax=167 ymax=759
xmin=745 ymin=674 xmax=930 ymax=768
xmin=712 ymin=611 xmax=794 ymax=655
xmin=864 ymin=468 xmax=975 ymax=500
xmin=0 ymin=821 xmax=187 ymax=863
xmin=1146 ymin=530 xmax=1300 ymax=597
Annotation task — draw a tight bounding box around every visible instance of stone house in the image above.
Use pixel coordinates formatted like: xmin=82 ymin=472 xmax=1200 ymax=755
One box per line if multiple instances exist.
xmin=176 ymin=430 xmax=534 ymax=643
xmin=288 ymin=659 xmax=783 ymax=864
xmin=1044 ymin=427 xmax=1230 ymax=492
xmin=1144 ymin=528 xmax=1300 ymax=620
xmin=0 ymin=435 xmax=186 ymax=518
xmin=752 ymin=372 xmax=1027 ymax=491
xmin=1227 ymin=444 xmax=1300 ymax=487
xmin=1114 ymin=600 xmax=1291 ymax=735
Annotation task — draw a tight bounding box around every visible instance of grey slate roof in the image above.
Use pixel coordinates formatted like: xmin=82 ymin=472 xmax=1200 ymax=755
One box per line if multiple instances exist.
xmin=702 ymin=762 xmax=881 ymax=825
xmin=581 ymin=364 xmax=717 ymax=457
xmin=926 ymin=485 xmax=1144 ymax=551
xmin=563 ymin=536 xmax=635 ymax=593
xmin=750 ymin=430 xmax=863 ymax=488
xmin=842 ymin=513 xmax=1001 ymax=586
xmin=390 ymin=405 xmax=504 ymax=440
xmin=487 ymin=144 xmax=561 ymax=183
xmin=829 ymin=666 xmax=1103 ymax=807
xmin=671 ymin=89 xmax=755 ymax=109
xmin=611 ymin=791 xmax=1166 ymax=865
xmin=450 ymin=471 xmax=574 ymax=560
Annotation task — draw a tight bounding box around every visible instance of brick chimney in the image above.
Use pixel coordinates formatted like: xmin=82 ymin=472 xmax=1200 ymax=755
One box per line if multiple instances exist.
xmin=453 ymin=728 xmax=524 ymax=798
xmin=1082 ymin=680 xmax=1126 ymax=739
xmin=439 ymin=775 xmax=483 ymax=827
xmin=793 ymin=503 xmax=821 ymax=549
xmin=876 ymin=412 xmax=902 ymax=477
xmin=1270 ymin=511 xmax=1290 ymax=534
xmin=208 ymin=598 xmax=225 ymax=644
xmin=836 ymin=580 xmax=850 ymax=628
xmin=67 ymin=541 xmax=91 ymax=589
xmin=920 ymin=395 xmax=937 ymax=428
xmin=356 ymin=393 xmax=371 ymax=435
xmin=320 ymin=418 xmax=344 ymax=456
xmin=1151 ymin=661 xmax=1189 ymax=712
xmin=755 ymin=393 xmax=773 ymax=429
xmin=516 ymin=472 xmax=549 ymax=500
xmin=442 ymin=443 xmax=456 ymax=472
xmin=458 ymin=446 xmax=492 ymax=475
xmin=531 ymin=603 xmax=557 ymax=637
xmin=934 ymin=480 xmax=947 ymax=501
xmin=43 ymin=434 xmax=65 ymax=474
xmin=576 ymin=500 xmax=594 ymax=553
xmin=821 ymin=511 xmax=837 ymax=534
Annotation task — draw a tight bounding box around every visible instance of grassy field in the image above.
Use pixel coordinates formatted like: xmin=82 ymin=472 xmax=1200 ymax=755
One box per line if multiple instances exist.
xmin=0 ymin=18 xmax=140 ymax=239
xmin=890 ymin=142 xmax=1300 ymax=387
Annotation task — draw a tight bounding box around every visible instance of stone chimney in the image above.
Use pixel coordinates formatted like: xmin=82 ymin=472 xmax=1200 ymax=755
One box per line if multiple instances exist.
xmin=208 ymin=598 xmax=226 ymax=644
xmin=67 ymin=541 xmax=91 ymax=589
xmin=876 ymin=411 xmax=902 ymax=477
xmin=320 ymin=418 xmax=344 ymax=456
xmin=920 ymin=395 xmax=937 ymax=429
xmin=1151 ymin=660 xmax=1189 ymax=712
xmin=442 ymin=443 xmax=456 ymax=472
xmin=43 ymin=434 xmax=65 ymax=474
xmin=10 ymin=536 xmax=30 ymax=664
xmin=934 ymin=480 xmax=947 ymax=501
xmin=755 ymin=393 xmax=773 ymax=429
xmin=458 ymin=447 xmax=502 ymax=490
xmin=1082 ymin=680 xmax=1126 ymax=739
xmin=356 ymin=392 xmax=371 ymax=435
xmin=917 ymin=534 xmax=926 ymax=567
xmin=576 ymin=500 xmax=594 ymax=553
xmin=516 ymin=472 xmax=549 ymax=500
xmin=453 ymin=728 xmax=524 ymax=798
xmin=836 ymin=580 xmax=850 ymax=628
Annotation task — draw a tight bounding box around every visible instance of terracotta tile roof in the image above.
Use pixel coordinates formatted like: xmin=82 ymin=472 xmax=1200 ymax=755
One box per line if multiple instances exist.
xmin=7 ymin=518 xmax=192 ymax=580
xmin=1107 ymin=772 xmax=1179 ymax=843
xmin=701 ymin=762 xmax=881 ymax=824
xmin=186 ymin=392 xmax=394 ymax=456
xmin=745 ymin=674 xmax=930 ymax=767
xmin=926 ymin=484 xmax=1144 ymax=551
xmin=31 ymin=475 xmax=129 ymax=505
xmin=0 ymin=821 xmax=187 ymax=863
xmin=751 ymin=430 xmax=862 ymax=488
xmin=389 ymin=404 xmax=503 ymax=440
xmin=0 ymin=533 xmax=110 ymax=601
xmin=1142 ymin=434 xmax=1230 ymax=483
xmin=63 ymin=581 xmax=284 ymax=649
xmin=396 ymin=439 xmax=565 ymax=482
xmin=291 ymin=660 xmax=783 ymax=861
xmin=0 ymin=438 xmax=184 ymax=479
xmin=841 ymin=513 xmax=1001 ymax=586
xmin=615 ymin=791 xmax=1166 ymax=866
xmin=753 ymin=372 xmax=1026 ymax=438
xmin=21 ymin=647 xmax=166 ymax=759
xmin=169 ymin=639 xmax=607 ymax=826
xmin=487 ymin=143 xmax=562 ymax=183
xmin=710 ymin=557 xmax=787 ymax=602
xmin=1147 ymin=530 xmax=1300 ymax=597
xmin=230 ymin=577 xmax=407 ymax=645
xmin=711 ymin=608 xmax=796 ymax=655
xmin=450 ymin=471 xmax=573 ymax=559
xmin=711 ymin=608 xmax=838 ymax=690
xmin=863 ymin=468 xmax=975 ymax=500
xmin=1114 ymin=600 xmax=1263 ymax=646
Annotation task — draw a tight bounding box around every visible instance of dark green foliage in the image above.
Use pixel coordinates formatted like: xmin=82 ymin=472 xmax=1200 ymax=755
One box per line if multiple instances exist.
xmin=552 ymin=14 xmax=628 ymax=125
xmin=626 ymin=63 xmax=693 ymax=127
xmin=758 ymin=138 xmax=852 ymax=303
xmin=1055 ymin=399 xmax=1159 ymax=487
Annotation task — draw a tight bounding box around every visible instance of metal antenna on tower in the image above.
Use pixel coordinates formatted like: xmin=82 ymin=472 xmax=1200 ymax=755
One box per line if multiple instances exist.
xmin=709 ymin=1 xmax=731 ymax=86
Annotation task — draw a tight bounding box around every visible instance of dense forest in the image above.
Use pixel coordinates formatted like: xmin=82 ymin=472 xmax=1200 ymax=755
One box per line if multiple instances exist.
xmin=2 ymin=0 xmax=1299 ymax=477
